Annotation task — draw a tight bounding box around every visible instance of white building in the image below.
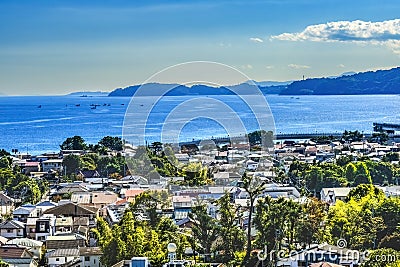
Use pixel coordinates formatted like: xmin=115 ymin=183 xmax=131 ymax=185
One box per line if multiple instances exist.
xmin=41 ymin=159 xmax=63 ymax=173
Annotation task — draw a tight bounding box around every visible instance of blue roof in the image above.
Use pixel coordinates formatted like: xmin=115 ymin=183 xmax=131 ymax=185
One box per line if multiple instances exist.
xmin=21 ymin=203 xmax=35 ymax=208
xmin=36 ymin=200 xmax=56 ymax=207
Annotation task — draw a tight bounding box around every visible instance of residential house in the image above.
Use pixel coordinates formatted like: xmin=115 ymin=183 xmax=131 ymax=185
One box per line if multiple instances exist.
xmin=35 ymin=201 xmax=57 ymax=213
xmin=51 ymin=183 xmax=88 ymax=200
xmin=320 ymin=188 xmax=354 ymax=205
xmin=73 ymin=217 xmax=89 ymax=232
xmin=71 ymin=192 xmax=91 ymax=205
xmin=106 ymin=199 xmax=129 ymax=225
xmin=213 ymin=172 xmax=241 ymax=186
xmin=35 ymin=215 xmax=56 ymax=241
xmin=7 ymin=238 xmax=43 ymax=260
xmin=0 ymin=244 xmax=37 ymax=267
xmin=172 ymin=195 xmax=192 ymax=221
xmin=0 ymin=192 xmax=15 ymax=216
xmin=13 ymin=204 xmax=36 ymax=223
xmin=90 ymin=191 xmax=118 ymax=211
xmin=121 ymin=189 xmax=145 ymax=202
xmin=79 ymin=247 xmax=103 ymax=267
xmin=316 ymin=152 xmax=336 ymax=162
xmin=77 ymin=170 xmax=100 ymax=179
xmin=2 ymin=257 xmax=38 ymax=267
xmin=176 ymin=217 xmax=195 ymax=229
xmin=45 ymin=235 xmax=86 ymax=250
xmin=26 ymin=217 xmax=38 ymax=239
xmin=18 ymin=161 xmax=41 ymax=175
xmin=43 ymin=202 xmax=98 ymax=228
xmin=0 ymin=220 xmax=25 ymax=239
xmin=384 ymin=185 xmax=400 ymax=197
xmin=47 ymin=248 xmax=80 ymax=267
xmin=41 ymin=159 xmax=63 ymax=173
xmin=55 ymin=217 xmax=73 ymax=233
xmin=246 ymin=159 xmax=258 ymax=171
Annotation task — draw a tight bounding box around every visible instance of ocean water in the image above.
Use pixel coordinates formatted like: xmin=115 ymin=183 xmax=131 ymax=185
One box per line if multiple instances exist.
xmin=1 ymin=94 xmax=400 ymax=155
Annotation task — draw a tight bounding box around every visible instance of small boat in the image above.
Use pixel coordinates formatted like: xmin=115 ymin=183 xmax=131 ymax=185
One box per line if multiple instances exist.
xmin=91 ymin=106 xmax=96 ymax=109
xmin=37 ymin=105 xmax=42 ymax=108
xmin=76 ymin=104 xmax=80 ymax=107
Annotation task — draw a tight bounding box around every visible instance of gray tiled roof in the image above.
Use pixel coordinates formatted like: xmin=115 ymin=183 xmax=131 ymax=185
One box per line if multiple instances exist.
xmin=0 ymin=220 xmax=25 ymax=229
xmin=47 ymin=248 xmax=79 ymax=257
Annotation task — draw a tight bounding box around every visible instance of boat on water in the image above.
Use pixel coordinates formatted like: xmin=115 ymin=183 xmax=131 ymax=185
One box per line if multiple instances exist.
xmin=37 ymin=105 xmax=42 ymax=108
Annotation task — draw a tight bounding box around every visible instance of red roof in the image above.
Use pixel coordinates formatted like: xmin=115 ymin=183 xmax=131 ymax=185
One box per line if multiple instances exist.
xmin=24 ymin=162 xmax=40 ymax=167
xmin=124 ymin=189 xmax=144 ymax=198
xmin=114 ymin=198 xmax=128 ymax=205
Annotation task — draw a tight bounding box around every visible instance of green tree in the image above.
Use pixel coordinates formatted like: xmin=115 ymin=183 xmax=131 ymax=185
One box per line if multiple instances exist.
xmin=130 ymin=192 xmax=162 ymax=228
xmin=0 ymin=259 xmax=9 ymax=267
xmin=354 ymin=162 xmax=372 ymax=185
xmin=215 ymin=193 xmax=245 ymax=263
xmin=60 ymin=135 xmax=88 ymax=150
xmin=376 ymin=197 xmax=400 ymax=237
xmin=62 ymin=154 xmax=81 ymax=175
xmin=101 ymin=225 xmax=126 ymax=266
xmin=91 ymin=216 xmax=112 ymax=248
xmin=345 ymin=163 xmax=357 ymax=184
xmin=0 ymin=157 xmax=10 ymax=169
xmin=180 ymin=162 xmax=209 ymax=186
xmin=326 ymin=185 xmax=385 ymax=250
xmin=99 ymin=136 xmax=123 ymax=151
xmin=382 ymin=152 xmax=400 ymax=163
xmin=346 ymin=184 xmax=384 ymax=202
xmin=296 ymin=198 xmax=327 ymax=247
xmin=241 ymin=173 xmax=267 ymax=266
xmin=378 ymin=231 xmax=400 ymax=250
xmin=189 ymin=203 xmax=219 ymax=260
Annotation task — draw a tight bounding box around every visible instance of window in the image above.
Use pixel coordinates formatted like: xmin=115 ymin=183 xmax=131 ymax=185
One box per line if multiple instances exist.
xmin=7 ymin=229 xmax=12 ymax=233
xmin=56 ymin=258 xmax=60 ymax=261
xmin=39 ymin=223 xmax=45 ymax=231
xmin=84 ymin=256 xmax=90 ymax=261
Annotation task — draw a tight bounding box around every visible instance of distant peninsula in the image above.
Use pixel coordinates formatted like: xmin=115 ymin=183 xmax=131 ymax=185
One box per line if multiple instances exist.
xmin=107 ymin=66 xmax=400 ymax=96
xmin=108 ymin=82 xmax=287 ymax=96
xmin=280 ymin=67 xmax=400 ymax=95
xmin=68 ymin=91 xmax=109 ymax=97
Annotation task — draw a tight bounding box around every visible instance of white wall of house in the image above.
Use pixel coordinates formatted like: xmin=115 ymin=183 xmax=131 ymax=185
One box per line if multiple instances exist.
xmin=79 ymin=255 xmax=102 ymax=267
xmin=48 ymin=256 xmax=77 ymax=267
xmin=0 ymin=228 xmax=24 ymax=238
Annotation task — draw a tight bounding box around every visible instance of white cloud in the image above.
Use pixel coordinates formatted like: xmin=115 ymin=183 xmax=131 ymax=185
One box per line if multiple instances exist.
xmin=271 ymin=19 xmax=400 ymax=54
xmin=240 ymin=64 xmax=253 ymax=70
xmin=265 ymin=65 xmax=274 ymax=69
xmin=288 ymin=64 xmax=310 ymax=69
xmin=338 ymin=64 xmax=345 ymax=68
xmin=250 ymin=37 xmax=264 ymax=43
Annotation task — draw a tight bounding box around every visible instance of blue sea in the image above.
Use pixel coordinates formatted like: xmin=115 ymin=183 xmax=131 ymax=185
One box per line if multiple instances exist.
xmin=1 ymin=94 xmax=399 ymax=155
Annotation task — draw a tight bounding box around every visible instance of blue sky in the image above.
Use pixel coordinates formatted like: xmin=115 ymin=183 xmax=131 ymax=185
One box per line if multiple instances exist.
xmin=1 ymin=0 xmax=399 ymax=95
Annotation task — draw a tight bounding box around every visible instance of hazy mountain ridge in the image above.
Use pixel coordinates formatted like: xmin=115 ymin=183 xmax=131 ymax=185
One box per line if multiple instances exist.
xmin=280 ymin=67 xmax=400 ymax=95
xmin=108 ymin=82 xmax=286 ymax=96
xmin=108 ymin=67 xmax=400 ymax=96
